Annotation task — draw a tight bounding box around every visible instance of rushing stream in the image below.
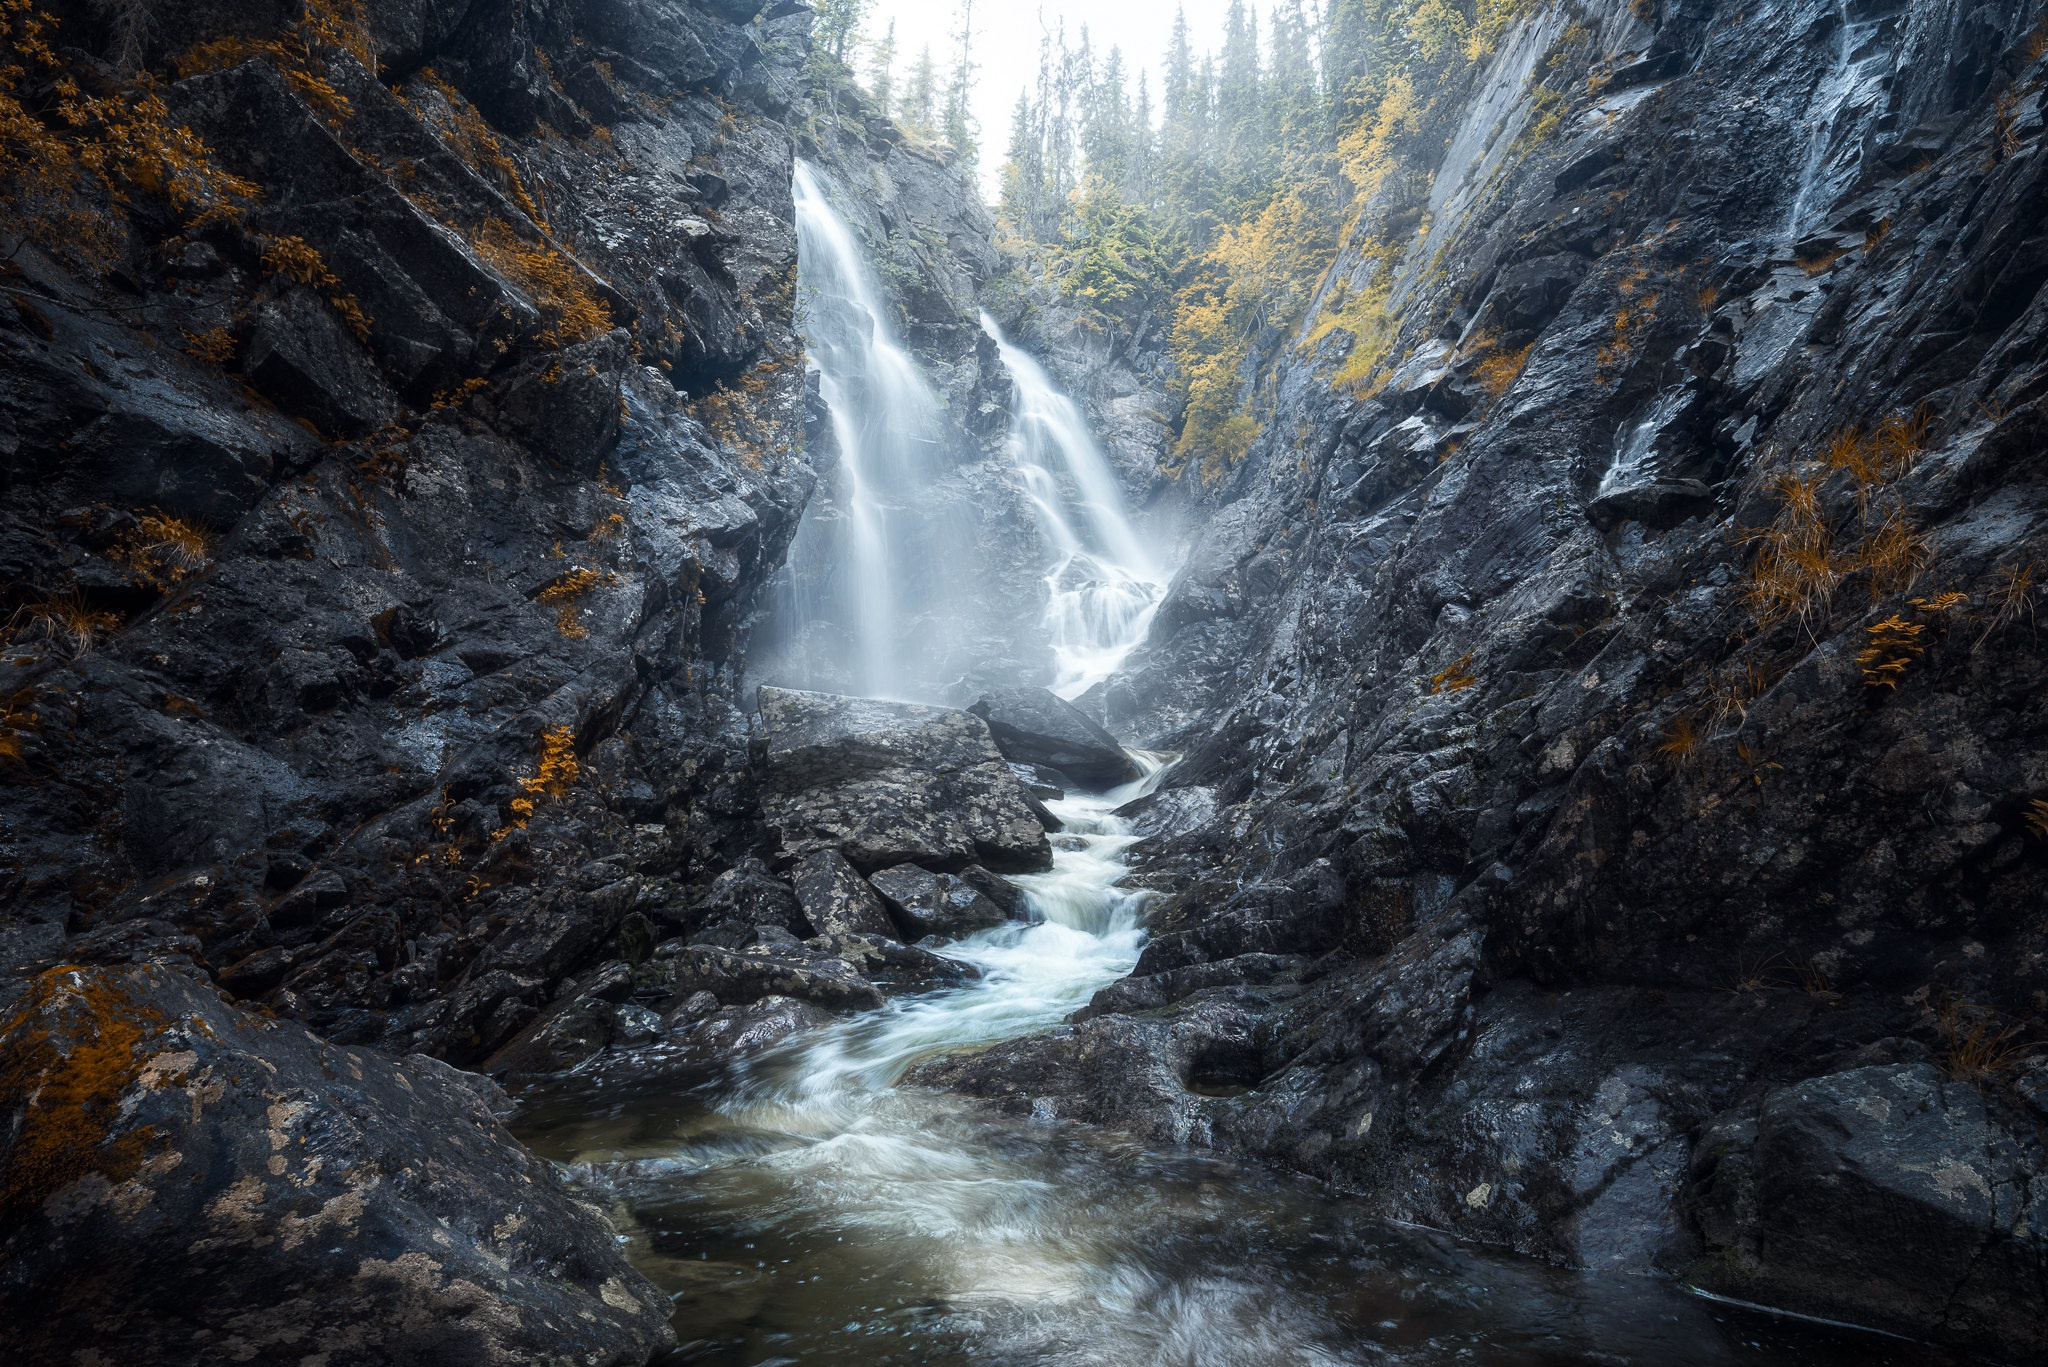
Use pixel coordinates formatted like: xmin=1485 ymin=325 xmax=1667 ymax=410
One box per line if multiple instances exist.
xmin=512 ymin=162 xmax=1946 ymax=1367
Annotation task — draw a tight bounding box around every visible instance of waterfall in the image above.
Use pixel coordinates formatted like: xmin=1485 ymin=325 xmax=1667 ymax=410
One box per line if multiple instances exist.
xmin=982 ymin=313 xmax=1168 ymax=699
xmin=775 ymin=162 xmax=960 ymax=700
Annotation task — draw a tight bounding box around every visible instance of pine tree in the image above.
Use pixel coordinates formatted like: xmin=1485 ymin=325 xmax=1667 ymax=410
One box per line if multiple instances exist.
xmin=903 ymin=45 xmax=938 ymax=136
xmin=867 ymin=18 xmax=896 ymax=111
xmin=940 ymin=0 xmax=979 ymax=168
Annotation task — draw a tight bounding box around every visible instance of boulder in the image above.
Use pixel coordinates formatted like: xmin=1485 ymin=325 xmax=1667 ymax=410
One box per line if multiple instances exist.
xmin=0 ymin=962 xmax=673 ymax=1366
xmin=755 ymin=687 xmax=1053 ymax=872
xmin=788 ymin=849 xmax=899 ymax=939
xmin=869 ymin=864 xmax=1013 ymax=942
xmin=807 ymin=933 xmax=980 ymax=991
xmin=970 ymin=686 xmax=1141 ymax=788
xmin=1688 ymin=1063 xmax=2048 ymax=1357
xmin=658 ymin=939 xmax=885 ymax=1012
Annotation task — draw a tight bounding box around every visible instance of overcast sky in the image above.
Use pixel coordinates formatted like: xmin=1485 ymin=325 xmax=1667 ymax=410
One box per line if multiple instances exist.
xmin=860 ymin=1 xmax=1255 ymax=199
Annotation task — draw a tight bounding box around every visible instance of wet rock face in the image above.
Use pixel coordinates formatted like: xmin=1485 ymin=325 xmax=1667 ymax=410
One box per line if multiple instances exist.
xmin=0 ymin=0 xmax=807 ymax=1063
xmin=0 ymin=962 xmax=673 ymax=1365
xmin=868 ymin=863 xmax=1013 ymax=942
xmin=970 ymin=686 xmax=1141 ymax=789
xmin=755 ymin=686 xmax=1055 ymax=873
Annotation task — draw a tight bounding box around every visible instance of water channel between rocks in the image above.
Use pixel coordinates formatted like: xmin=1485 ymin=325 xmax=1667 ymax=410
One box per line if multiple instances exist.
xmin=511 ymin=761 xmax=1944 ymax=1367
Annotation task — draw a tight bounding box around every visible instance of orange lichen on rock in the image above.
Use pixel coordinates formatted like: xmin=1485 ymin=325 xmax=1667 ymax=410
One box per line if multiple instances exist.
xmin=0 ymin=966 xmax=174 ymax=1222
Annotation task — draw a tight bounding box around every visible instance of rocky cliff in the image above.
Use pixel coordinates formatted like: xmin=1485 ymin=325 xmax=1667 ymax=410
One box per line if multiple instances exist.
xmin=936 ymin=0 xmax=2048 ymax=1355
xmin=0 ymin=0 xmax=815 ymax=1357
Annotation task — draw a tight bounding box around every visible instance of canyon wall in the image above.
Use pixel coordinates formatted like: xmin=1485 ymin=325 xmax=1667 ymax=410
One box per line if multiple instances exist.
xmin=937 ymin=0 xmax=2048 ymax=1354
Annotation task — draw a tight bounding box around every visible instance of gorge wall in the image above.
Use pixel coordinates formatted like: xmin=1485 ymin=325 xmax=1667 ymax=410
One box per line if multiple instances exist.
xmin=940 ymin=0 xmax=2048 ymax=1355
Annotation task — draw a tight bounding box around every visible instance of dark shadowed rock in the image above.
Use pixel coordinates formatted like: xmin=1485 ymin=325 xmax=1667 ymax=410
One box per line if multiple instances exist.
xmin=755 ymin=687 xmax=1054 ymax=872
xmin=244 ymin=285 xmax=399 ymax=437
xmin=659 ymin=940 xmax=886 ymax=1012
xmin=788 ymin=849 xmax=899 ymax=939
xmin=970 ymin=686 xmax=1140 ymax=788
xmin=0 ymin=962 xmax=672 ymax=1366
xmin=869 ymin=863 xmax=1013 ymax=942
xmin=807 ymin=932 xmax=980 ymax=991
xmin=1688 ymin=1063 xmax=2047 ymax=1356
xmin=1584 ymin=477 xmax=1717 ymax=531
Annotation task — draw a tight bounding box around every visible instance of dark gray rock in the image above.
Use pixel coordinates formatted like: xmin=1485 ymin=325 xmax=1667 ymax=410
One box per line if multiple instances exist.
xmin=660 ymin=941 xmax=886 ymax=1013
xmin=1689 ymin=1063 xmax=2047 ymax=1355
xmin=1585 ymin=478 xmax=1717 ymax=531
xmin=0 ymin=962 xmax=673 ymax=1365
xmin=788 ymin=849 xmax=898 ymax=939
xmin=970 ymin=686 xmax=1140 ymax=788
xmin=244 ymin=285 xmax=399 ymax=437
xmin=807 ymin=932 xmax=980 ymax=991
xmin=869 ymin=863 xmax=1013 ymax=942
xmin=755 ymin=687 xmax=1054 ymax=872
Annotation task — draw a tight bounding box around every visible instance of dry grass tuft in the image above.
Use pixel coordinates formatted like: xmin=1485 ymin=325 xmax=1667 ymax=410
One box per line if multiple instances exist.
xmin=0 ymin=688 xmax=36 ymax=765
xmin=1657 ymin=712 xmax=1703 ymax=764
xmin=1976 ymin=561 xmax=2038 ymax=644
xmin=1937 ymin=999 xmax=2039 ymax=1086
xmin=1797 ymin=247 xmax=1847 ymax=275
xmin=115 ymin=510 xmax=212 ymax=588
xmin=4 ymin=591 xmax=122 ymax=661
xmin=1463 ymin=329 xmax=1533 ymax=401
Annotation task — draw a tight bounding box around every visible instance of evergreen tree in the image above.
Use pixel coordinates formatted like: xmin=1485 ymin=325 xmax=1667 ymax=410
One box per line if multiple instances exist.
xmin=902 ymin=45 xmax=938 ymax=136
xmin=808 ymin=0 xmax=869 ymax=82
xmin=940 ymin=0 xmax=979 ymax=168
xmin=866 ymin=18 xmax=896 ymax=112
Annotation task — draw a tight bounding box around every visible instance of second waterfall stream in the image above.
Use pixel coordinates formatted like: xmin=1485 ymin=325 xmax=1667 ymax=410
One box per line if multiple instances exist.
xmin=512 ymin=165 xmax=1908 ymax=1367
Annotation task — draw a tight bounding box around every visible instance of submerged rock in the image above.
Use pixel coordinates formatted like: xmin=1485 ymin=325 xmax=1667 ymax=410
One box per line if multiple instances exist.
xmin=659 ymin=939 xmax=886 ymax=1013
xmin=756 ymin=687 xmax=1054 ymax=872
xmin=0 ymin=963 xmax=673 ymax=1365
xmin=970 ymin=686 xmax=1141 ymax=788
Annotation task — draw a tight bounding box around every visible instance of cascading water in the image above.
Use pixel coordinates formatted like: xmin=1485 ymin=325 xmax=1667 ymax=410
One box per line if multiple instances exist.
xmin=982 ymin=314 xmax=1168 ymax=698
xmin=769 ymin=163 xmax=966 ymax=700
xmin=513 ymin=168 xmax=1914 ymax=1367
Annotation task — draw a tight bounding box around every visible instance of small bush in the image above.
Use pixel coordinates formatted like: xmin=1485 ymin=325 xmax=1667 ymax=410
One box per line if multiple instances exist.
xmin=260 ymin=234 xmax=371 ymax=340
xmin=1856 ymin=614 xmax=1925 ymax=688
xmin=115 ymin=510 xmax=211 ymax=588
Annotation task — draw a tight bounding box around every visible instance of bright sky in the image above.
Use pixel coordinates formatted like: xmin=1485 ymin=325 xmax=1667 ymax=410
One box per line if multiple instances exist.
xmin=861 ymin=1 xmax=1255 ymax=199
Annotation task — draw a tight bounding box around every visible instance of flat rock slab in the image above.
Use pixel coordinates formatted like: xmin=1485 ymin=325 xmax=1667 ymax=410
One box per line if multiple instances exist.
xmin=971 ymin=686 xmax=1141 ymax=788
xmin=0 ymin=962 xmax=673 ymax=1366
xmin=757 ymin=686 xmax=1053 ymax=872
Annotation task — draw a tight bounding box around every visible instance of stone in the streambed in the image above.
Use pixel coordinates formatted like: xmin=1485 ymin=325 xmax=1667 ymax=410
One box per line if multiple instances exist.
xmin=679 ymin=855 xmax=813 ymax=941
xmin=659 ymin=938 xmax=886 ymax=1012
xmin=869 ymin=864 xmax=1013 ymax=942
xmin=1008 ymin=761 xmax=1068 ymax=801
xmin=755 ymin=687 xmax=1053 ymax=873
xmin=1687 ymin=1062 xmax=2048 ymax=1356
xmin=0 ymin=961 xmax=673 ymax=1365
xmin=970 ymin=686 xmax=1141 ymax=788
xmin=960 ymin=863 xmax=1032 ymax=919
xmin=789 ymin=849 xmax=900 ymax=939
xmin=808 ymin=932 xmax=980 ymax=991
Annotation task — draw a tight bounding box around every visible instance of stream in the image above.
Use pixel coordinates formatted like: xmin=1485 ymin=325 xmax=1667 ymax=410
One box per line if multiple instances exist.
xmin=512 ymin=164 xmax=1948 ymax=1367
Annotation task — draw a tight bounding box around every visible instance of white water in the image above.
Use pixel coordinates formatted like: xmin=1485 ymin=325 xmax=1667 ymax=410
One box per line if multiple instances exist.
xmin=982 ymin=314 xmax=1169 ymax=699
xmin=1782 ymin=0 xmax=1895 ymax=240
xmin=777 ymin=163 xmax=956 ymax=699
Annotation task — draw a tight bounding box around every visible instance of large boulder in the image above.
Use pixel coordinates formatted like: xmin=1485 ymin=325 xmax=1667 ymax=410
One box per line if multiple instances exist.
xmin=0 ymin=963 xmax=673 ymax=1365
xmin=755 ymin=687 xmax=1054 ymax=872
xmin=970 ymin=686 xmax=1141 ymax=788
xmin=1688 ymin=1063 xmax=2048 ymax=1357
xmin=869 ymin=864 xmax=1014 ymax=942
